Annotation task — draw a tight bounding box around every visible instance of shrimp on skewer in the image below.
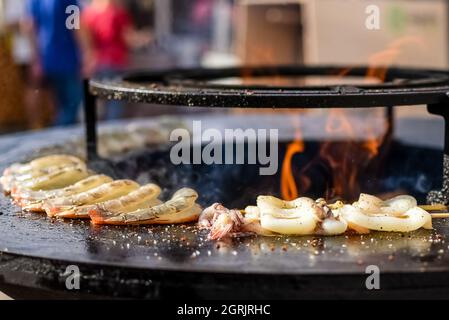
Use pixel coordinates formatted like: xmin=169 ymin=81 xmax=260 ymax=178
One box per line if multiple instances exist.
xmin=57 ymin=183 xmax=162 ymax=219
xmin=1 ymin=156 xmax=84 ymax=192
xmin=2 ymin=166 xmax=57 ymax=193
xmin=2 ymin=162 xmax=88 ymax=194
xmin=13 ymin=174 xmax=112 ymax=202
xmin=17 ymin=175 xmax=113 ymax=212
xmin=10 ymin=165 xmax=89 ymax=192
xmin=44 ymin=180 xmax=140 ymax=218
xmin=90 ymin=188 xmax=201 ymax=225
xmin=146 ymin=203 xmax=202 ymax=225
xmin=2 ymin=155 xmax=84 ymax=177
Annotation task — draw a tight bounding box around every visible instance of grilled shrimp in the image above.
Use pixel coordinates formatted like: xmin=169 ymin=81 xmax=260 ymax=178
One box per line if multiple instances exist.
xmin=45 ymin=180 xmax=140 ymax=217
xmin=57 ymin=183 xmax=162 ymax=219
xmin=2 ymin=163 xmax=88 ymax=195
xmin=1 ymin=155 xmax=84 ymax=193
xmin=2 ymin=155 xmax=84 ymax=177
xmin=90 ymin=188 xmax=200 ymax=225
xmin=12 ymin=165 xmax=89 ymax=192
xmin=17 ymin=175 xmax=113 ymax=212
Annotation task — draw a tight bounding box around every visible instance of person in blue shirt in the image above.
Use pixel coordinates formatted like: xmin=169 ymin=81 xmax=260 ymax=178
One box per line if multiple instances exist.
xmin=25 ymin=0 xmax=92 ymax=126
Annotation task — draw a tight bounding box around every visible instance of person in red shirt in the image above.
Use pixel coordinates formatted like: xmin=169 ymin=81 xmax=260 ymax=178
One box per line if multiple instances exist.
xmin=82 ymin=0 xmax=150 ymax=119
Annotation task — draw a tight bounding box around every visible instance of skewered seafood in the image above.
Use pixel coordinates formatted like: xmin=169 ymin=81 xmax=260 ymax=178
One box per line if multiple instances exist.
xmin=0 ymin=154 xmax=439 ymax=239
xmin=57 ymin=183 xmax=162 ymax=219
xmin=11 ymin=165 xmax=89 ymax=192
xmin=14 ymin=174 xmax=113 ymax=211
xmin=353 ymin=194 xmax=417 ymax=216
xmin=44 ymin=180 xmax=140 ymax=217
xmin=1 ymin=155 xmax=85 ymax=192
xmin=256 ymin=196 xmax=346 ymax=235
xmin=3 ymin=155 xmax=84 ymax=177
xmin=200 ymin=193 xmax=434 ymax=240
xmin=337 ymin=205 xmax=432 ymax=232
xmin=1 ymin=154 xmax=201 ymax=226
xmin=336 ymin=194 xmax=432 ymax=232
xmin=199 ymin=203 xmax=274 ymax=240
xmin=2 ymin=163 xmax=89 ymax=194
xmin=90 ymin=188 xmax=201 ymax=225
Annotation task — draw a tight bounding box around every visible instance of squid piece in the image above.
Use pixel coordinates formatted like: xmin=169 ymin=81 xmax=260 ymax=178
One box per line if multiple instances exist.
xmin=337 ymin=204 xmax=432 ymax=232
xmin=257 ymin=196 xmax=318 ymax=235
xmin=12 ymin=165 xmax=89 ymax=192
xmin=90 ymin=188 xmax=201 ymax=225
xmin=44 ymin=180 xmax=140 ymax=217
xmin=17 ymin=175 xmax=113 ymax=212
xmin=340 ymin=193 xmax=432 ymax=232
xmin=354 ymin=193 xmax=417 ymax=216
xmin=57 ymin=183 xmax=162 ymax=219
xmin=257 ymin=196 xmax=348 ymax=236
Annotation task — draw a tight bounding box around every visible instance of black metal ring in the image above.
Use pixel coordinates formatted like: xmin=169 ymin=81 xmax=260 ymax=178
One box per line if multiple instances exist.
xmin=89 ymin=65 xmax=449 ymax=108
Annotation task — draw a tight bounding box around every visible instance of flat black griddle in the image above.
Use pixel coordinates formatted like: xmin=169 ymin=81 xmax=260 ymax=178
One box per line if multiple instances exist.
xmin=1 ymin=125 xmax=449 ymax=299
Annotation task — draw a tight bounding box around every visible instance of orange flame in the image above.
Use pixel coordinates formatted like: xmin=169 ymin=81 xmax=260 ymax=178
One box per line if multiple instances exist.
xmin=319 ymin=109 xmax=359 ymax=199
xmin=367 ymin=36 xmax=425 ymax=81
xmin=279 ymin=36 xmax=425 ymax=201
xmin=281 ymin=138 xmax=304 ymax=200
xmin=281 ymin=118 xmax=304 ymax=200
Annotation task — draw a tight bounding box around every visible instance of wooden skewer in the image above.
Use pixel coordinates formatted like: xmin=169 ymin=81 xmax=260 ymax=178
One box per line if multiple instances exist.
xmin=420 ymin=204 xmax=448 ymax=211
xmin=240 ymin=204 xmax=449 ymax=219
xmin=431 ymin=213 xmax=449 ymax=219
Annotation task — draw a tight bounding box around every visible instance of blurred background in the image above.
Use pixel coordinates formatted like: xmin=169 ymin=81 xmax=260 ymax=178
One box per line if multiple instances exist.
xmin=0 ymin=0 xmax=447 ymax=133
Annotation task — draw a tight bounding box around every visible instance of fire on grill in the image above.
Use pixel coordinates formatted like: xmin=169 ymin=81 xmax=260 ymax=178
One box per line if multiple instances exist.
xmin=1 ymin=152 xmax=445 ymax=239
xmin=3 ymin=57 xmax=449 ymax=241
xmin=4 ymin=0 xmax=449 ymax=301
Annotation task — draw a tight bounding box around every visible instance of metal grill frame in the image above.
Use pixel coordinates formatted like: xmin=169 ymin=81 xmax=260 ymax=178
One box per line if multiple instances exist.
xmin=84 ymin=64 xmax=449 ymax=204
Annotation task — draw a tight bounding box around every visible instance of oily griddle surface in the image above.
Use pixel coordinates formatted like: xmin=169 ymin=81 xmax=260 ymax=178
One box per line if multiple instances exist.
xmin=1 ymin=121 xmax=449 ymax=299
xmin=0 ymin=123 xmax=447 ymax=276
xmin=1 ymin=191 xmax=448 ymax=275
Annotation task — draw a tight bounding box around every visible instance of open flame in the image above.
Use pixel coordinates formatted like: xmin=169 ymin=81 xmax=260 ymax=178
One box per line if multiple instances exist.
xmin=280 ymin=110 xmax=385 ymax=201
xmin=280 ymin=37 xmax=425 ymax=201
xmin=280 ymin=118 xmax=304 ymax=200
xmin=366 ymin=36 xmax=425 ymax=80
